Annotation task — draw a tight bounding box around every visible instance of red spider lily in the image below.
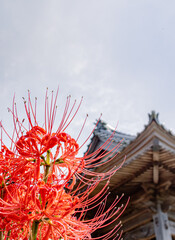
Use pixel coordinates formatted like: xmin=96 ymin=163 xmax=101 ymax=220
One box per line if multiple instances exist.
xmin=0 ymin=90 xmax=129 ymax=240
xmin=0 ymin=177 xmax=128 ymax=240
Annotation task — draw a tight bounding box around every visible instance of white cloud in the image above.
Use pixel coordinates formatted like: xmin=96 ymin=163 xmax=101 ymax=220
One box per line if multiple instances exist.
xmin=0 ymin=0 xmax=175 ymax=155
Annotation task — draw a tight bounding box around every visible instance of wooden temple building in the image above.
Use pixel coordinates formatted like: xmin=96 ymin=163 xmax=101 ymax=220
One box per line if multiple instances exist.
xmin=87 ymin=111 xmax=175 ymax=240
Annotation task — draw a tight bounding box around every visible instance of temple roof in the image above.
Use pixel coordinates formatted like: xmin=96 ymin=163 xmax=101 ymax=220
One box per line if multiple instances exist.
xmin=92 ymin=119 xmax=136 ymax=152
xmin=89 ymin=110 xmax=175 ymax=156
xmin=87 ymin=111 xmax=175 ymax=239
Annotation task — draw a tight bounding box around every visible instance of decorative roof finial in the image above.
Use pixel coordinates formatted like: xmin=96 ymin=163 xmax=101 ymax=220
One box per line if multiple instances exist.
xmin=95 ymin=119 xmax=107 ymax=130
xmin=148 ymin=111 xmax=159 ymax=124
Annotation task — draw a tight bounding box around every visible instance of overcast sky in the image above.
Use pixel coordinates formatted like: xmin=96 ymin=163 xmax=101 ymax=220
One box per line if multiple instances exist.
xmin=1 ymin=0 xmax=175 ymax=154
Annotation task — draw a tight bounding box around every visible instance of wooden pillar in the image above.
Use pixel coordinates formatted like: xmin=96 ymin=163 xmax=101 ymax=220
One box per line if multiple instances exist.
xmin=153 ymin=204 xmax=172 ymax=240
xmin=153 ymin=138 xmax=160 ymax=184
xmin=153 ymin=151 xmax=159 ymax=184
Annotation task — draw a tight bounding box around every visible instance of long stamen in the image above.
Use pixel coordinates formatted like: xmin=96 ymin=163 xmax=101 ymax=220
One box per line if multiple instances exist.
xmin=28 ymin=90 xmax=38 ymax=126
xmin=0 ymin=90 xmax=128 ymax=240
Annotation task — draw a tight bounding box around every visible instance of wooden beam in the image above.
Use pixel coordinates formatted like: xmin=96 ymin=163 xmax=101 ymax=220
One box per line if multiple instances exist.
xmin=124 ymin=222 xmax=154 ymax=240
xmin=161 ymin=162 xmax=175 ymax=174
xmin=110 ymin=162 xmax=153 ymax=191
xmin=153 ymin=138 xmax=160 ymax=184
xmin=153 ymin=152 xmax=159 ymax=184
xmin=170 ymin=220 xmax=175 ymax=235
xmin=169 ymin=221 xmax=175 ymax=235
xmin=122 ymin=211 xmax=152 ymax=233
xmin=153 ymin=204 xmax=172 ymax=240
xmin=122 ymin=209 xmax=149 ymax=224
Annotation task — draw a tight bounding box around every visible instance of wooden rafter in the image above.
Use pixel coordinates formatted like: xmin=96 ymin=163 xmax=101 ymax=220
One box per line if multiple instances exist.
xmin=87 ymin=114 xmax=175 ymax=239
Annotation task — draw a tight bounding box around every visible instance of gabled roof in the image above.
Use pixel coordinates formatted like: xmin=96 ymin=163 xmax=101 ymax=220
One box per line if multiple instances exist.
xmin=87 ymin=111 xmax=175 ymax=239
xmin=88 ymin=111 xmax=175 ymax=171
xmin=92 ymin=119 xmax=136 ymax=152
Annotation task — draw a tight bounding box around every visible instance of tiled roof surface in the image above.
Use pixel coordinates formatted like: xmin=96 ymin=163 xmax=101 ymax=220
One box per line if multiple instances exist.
xmin=94 ymin=120 xmax=136 ymax=152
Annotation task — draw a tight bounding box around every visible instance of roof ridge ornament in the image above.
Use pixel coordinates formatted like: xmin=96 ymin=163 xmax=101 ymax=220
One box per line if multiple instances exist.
xmin=95 ymin=119 xmax=107 ymax=130
xmin=148 ymin=111 xmax=160 ymax=124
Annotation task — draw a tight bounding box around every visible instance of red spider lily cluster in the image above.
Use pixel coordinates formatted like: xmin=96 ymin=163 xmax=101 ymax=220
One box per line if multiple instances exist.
xmin=0 ymin=90 xmax=128 ymax=240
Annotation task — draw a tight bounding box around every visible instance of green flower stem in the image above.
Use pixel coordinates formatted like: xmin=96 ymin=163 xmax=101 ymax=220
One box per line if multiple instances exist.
xmin=55 ymin=158 xmax=64 ymax=164
xmin=6 ymin=230 xmax=11 ymax=239
xmin=46 ymin=150 xmax=50 ymax=165
xmin=44 ymin=150 xmax=51 ymax=183
xmin=0 ymin=231 xmax=3 ymax=240
xmin=31 ymin=220 xmax=40 ymax=240
xmin=44 ymin=165 xmax=50 ymax=183
xmin=1 ymin=184 xmax=4 ymax=199
xmin=0 ymin=185 xmax=4 ymax=240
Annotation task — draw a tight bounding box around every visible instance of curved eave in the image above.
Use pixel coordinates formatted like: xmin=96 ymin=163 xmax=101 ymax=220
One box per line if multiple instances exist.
xmin=96 ymin=120 xmax=175 ymax=173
